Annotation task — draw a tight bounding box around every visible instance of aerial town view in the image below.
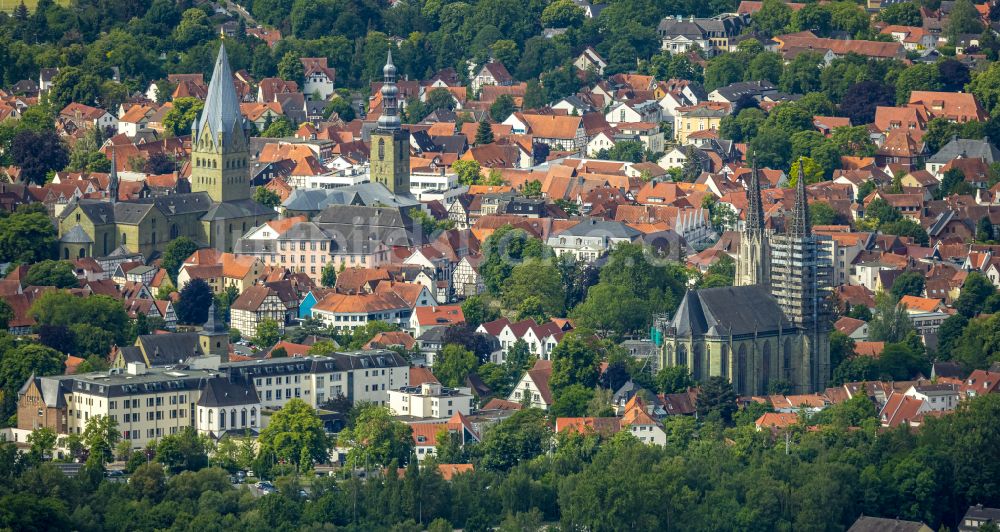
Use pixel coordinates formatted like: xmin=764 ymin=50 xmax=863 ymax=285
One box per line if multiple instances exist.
xmin=1 ymin=0 xmax=1000 ymax=529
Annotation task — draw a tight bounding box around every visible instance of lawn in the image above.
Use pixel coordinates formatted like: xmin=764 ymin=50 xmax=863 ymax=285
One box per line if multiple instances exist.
xmin=0 ymin=0 xmax=71 ymax=12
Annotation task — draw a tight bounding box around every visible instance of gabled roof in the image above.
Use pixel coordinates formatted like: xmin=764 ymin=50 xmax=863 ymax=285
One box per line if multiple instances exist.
xmin=524 ymin=359 xmax=553 ymax=405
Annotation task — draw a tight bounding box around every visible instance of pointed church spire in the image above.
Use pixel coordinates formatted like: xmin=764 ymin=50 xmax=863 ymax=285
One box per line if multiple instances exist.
xmin=109 ymin=149 xmax=119 ymax=204
xmin=377 ymin=50 xmax=401 ymax=131
xmin=790 ymin=157 xmax=811 ymax=238
xmin=197 ymin=44 xmax=242 ymax=146
xmin=745 ymin=154 xmax=764 ymax=235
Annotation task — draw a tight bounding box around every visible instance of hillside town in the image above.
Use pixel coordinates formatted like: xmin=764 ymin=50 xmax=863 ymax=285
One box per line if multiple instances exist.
xmin=1 ymin=0 xmax=1000 ymax=530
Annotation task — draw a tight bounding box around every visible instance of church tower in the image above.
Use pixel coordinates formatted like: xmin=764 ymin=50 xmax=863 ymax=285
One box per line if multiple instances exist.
xmin=199 ymin=302 xmax=230 ymax=361
xmin=190 ymin=44 xmax=251 ymax=203
xmin=735 ymin=159 xmax=770 ymax=288
xmin=770 ymin=161 xmax=833 ymax=392
xmin=369 ymin=51 xmax=411 ymax=196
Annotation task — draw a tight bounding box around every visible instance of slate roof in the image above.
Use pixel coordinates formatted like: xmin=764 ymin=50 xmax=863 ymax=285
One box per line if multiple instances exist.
xmin=197 ymin=44 xmax=244 ymax=148
xmin=557 ymin=218 xmax=642 ymax=238
xmin=137 ymin=332 xmax=202 ymax=365
xmin=282 ymin=182 xmax=420 ymax=212
xmin=196 ymin=376 xmax=258 ymax=407
xmin=927 ymin=137 xmax=1000 ymax=164
xmin=669 ymin=285 xmax=792 ymax=337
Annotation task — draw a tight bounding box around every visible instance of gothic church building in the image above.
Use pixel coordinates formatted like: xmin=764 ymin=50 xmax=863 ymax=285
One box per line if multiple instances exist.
xmin=659 ymin=164 xmax=833 ymax=395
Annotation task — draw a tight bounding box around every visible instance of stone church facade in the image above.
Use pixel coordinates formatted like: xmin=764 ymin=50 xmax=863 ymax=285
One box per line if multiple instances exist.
xmin=58 ymin=44 xmax=275 ymax=260
xmin=659 ymin=163 xmax=833 ymax=395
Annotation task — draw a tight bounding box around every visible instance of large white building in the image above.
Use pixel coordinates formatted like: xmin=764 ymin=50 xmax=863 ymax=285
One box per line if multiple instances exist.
xmin=388 ymin=382 xmax=474 ymax=419
xmin=15 ymin=350 xmax=408 ymax=452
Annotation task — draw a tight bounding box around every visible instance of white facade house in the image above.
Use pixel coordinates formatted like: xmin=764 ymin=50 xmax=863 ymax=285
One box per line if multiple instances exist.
xmin=388 ymin=382 xmax=474 ymax=419
xmin=195 ymin=376 xmax=262 ymax=438
xmin=508 ymin=361 xmax=553 ymax=410
xmin=301 ymin=58 xmax=336 ymax=101
xmin=547 ymin=219 xmax=642 ymax=262
xmin=904 ymin=383 xmax=959 ymax=413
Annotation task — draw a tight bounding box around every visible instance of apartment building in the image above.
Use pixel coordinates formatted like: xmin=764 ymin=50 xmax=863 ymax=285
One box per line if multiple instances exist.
xmin=388 ymin=382 xmax=474 ymax=419
xmin=223 ymin=351 xmax=409 ymax=408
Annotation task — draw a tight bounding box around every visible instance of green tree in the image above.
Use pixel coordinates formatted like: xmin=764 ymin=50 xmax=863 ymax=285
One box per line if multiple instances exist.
xmin=655 ymin=366 xmax=693 ymax=394
xmin=696 ymin=376 xmax=738 ymax=423
xmin=788 ymin=157 xmax=825 ymax=187
xmin=951 ymin=313 xmax=1000 ymax=370
xmin=878 ymin=2 xmax=921 ymax=25
xmin=321 ymin=262 xmax=337 ymax=288
xmin=946 ymin=0 xmax=984 ymax=41
xmin=435 ymin=344 xmax=478 ymax=387
xmin=461 ymin=295 xmax=499 ymax=329
xmin=426 ymin=88 xmax=457 ymax=113
xmin=260 ymin=398 xmax=329 ymax=471
xmin=890 ymin=271 xmax=926 ymax=300
xmin=252 ymin=187 xmax=281 ymax=209
xmin=523 ymin=79 xmax=547 ymax=109
xmin=479 ymin=408 xmax=550 ymax=471
xmin=895 ymin=63 xmax=943 ymax=104
xmin=489 ymin=94 xmax=516 ymax=123
xmin=25 ymin=260 xmax=78 ymax=288
xmin=752 ymin=0 xmax=793 ymax=37
xmin=453 ymin=159 xmax=483 ymax=185
xmin=10 ymin=130 xmax=68 ymax=185
xmin=880 ymin=218 xmax=930 ymax=246
xmin=0 ymin=209 xmax=58 ymax=263
xmin=161 ymin=237 xmax=199 ymax=283
xmin=26 ymin=427 xmax=57 ymax=462
xmin=541 ymin=0 xmax=584 ymax=28
xmin=474 ymin=121 xmax=494 ymax=145
xmin=868 ymin=292 xmax=915 ymax=343
xmin=261 ymin=116 xmax=296 ymax=138
xmin=254 ymin=318 xmax=281 ymax=348
xmin=323 ymin=97 xmax=356 ymax=121
xmin=0 ymin=341 xmax=62 ymax=420
xmin=82 ymin=414 xmax=119 ymax=464
xmin=502 ymin=259 xmax=565 ymax=321
xmin=162 ymin=97 xmax=205 ymax=137
xmin=954 ymin=271 xmax=997 ymax=318
xmin=809 ymin=201 xmax=839 ymax=226
xmin=173 ymin=8 xmax=213 ymax=47
xmin=337 ymin=403 xmax=413 ymax=469
xmin=548 ymin=330 xmax=601 ymax=395
xmin=175 ymin=279 xmax=213 ymax=325
xmin=155 ymin=427 xmax=209 ymax=473
xmin=277 ymin=51 xmax=305 ymax=85
xmin=523 ymin=179 xmax=542 ymax=198
xmin=550 ymin=384 xmax=595 ymax=417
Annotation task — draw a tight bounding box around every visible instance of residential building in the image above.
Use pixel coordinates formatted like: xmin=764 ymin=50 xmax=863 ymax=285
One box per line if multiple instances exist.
xmin=508 ymin=360 xmax=554 ymax=410
xmin=310 ymin=292 xmax=413 ymax=331
xmin=388 ymin=382 xmax=474 ymax=419
xmin=301 ymin=57 xmax=336 ymax=100
xmin=674 ymin=101 xmax=730 ymax=145
xmin=547 ymin=218 xmax=642 ymax=261
xmin=903 ymin=383 xmax=959 ymax=413
xmin=657 ymin=14 xmax=749 ymax=56
xmin=230 ymin=285 xmax=287 ymax=339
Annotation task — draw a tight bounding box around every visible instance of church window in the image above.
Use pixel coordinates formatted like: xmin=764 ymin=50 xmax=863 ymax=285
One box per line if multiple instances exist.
xmin=737 ymin=345 xmax=748 ymax=395
xmin=762 ymin=341 xmax=772 ymax=392
xmin=784 ymin=339 xmax=793 ymax=378
xmin=677 ymin=344 xmax=687 ymax=367
xmin=692 ymin=343 xmax=703 ymax=380
xmin=378 ymin=139 xmax=385 ymax=160
xmin=720 ymin=344 xmax=728 ymax=377
xmin=122 ymin=233 xmax=127 ymax=245
xmin=78 ymin=248 xmax=85 ymax=258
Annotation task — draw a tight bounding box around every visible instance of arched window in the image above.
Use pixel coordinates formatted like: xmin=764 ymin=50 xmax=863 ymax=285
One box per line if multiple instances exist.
xmin=737 ymin=345 xmax=748 ymax=395
xmin=63 ymin=248 xmax=69 ymax=260
xmin=665 ymin=344 xmax=673 ymax=366
xmin=677 ymin=344 xmax=687 ymax=367
xmin=250 ymin=408 xmax=257 ymax=427
xmin=122 ymin=233 xmax=127 ymax=245
xmin=219 ymin=411 xmax=225 ymax=429
xmin=78 ymin=248 xmax=85 ymax=258
xmin=378 ymin=138 xmax=385 ymax=160
xmin=762 ymin=341 xmax=772 ymax=392
xmin=230 ymin=409 xmax=236 ymax=428
xmin=208 ymin=409 xmax=214 ymax=427
xmin=692 ymin=343 xmax=703 ymax=381
xmin=241 ymin=409 xmax=247 ymax=427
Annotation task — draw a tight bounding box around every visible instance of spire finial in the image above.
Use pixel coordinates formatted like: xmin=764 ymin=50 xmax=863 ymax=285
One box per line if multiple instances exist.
xmin=378 ymin=49 xmax=401 ymax=131
xmin=745 ymin=151 xmax=764 ymax=235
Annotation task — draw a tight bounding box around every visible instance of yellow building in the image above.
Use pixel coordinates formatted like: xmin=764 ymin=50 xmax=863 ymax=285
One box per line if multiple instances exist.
xmin=58 ymin=44 xmax=274 ymax=259
xmin=674 ymin=101 xmax=731 ymax=145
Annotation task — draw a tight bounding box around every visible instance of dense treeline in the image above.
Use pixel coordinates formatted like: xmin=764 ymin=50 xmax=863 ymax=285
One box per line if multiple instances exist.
xmin=3 ymin=393 xmax=1000 ymax=531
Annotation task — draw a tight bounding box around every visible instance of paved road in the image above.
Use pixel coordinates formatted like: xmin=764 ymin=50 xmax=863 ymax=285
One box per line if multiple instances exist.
xmin=225 ymin=1 xmax=258 ymax=27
